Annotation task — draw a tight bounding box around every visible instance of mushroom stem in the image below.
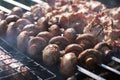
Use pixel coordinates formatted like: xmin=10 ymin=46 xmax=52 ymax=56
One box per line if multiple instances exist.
xmin=85 ymin=57 xmax=94 ymax=65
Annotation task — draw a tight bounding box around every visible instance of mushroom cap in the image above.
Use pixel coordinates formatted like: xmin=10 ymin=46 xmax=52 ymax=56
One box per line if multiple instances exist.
xmin=0 ymin=20 xmax=8 ymax=37
xmin=15 ymin=19 xmax=31 ymax=34
xmin=49 ymin=36 xmax=70 ymax=50
xmin=94 ymin=42 xmax=113 ymax=63
xmin=5 ymin=15 xmax=19 ymax=24
xmin=23 ymin=11 xmax=35 ymax=23
xmin=76 ymin=33 xmax=98 ymax=49
xmin=65 ymin=44 xmax=83 ymax=56
xmin=78 ymin=49 xmax=103 ymax=70
xmin=60 ymin=52 xmax=77 ymax=76
xmin=63 ymin=28 xmax=77 ymax=43
xmin=10 ymin=7 xmax=23 ymax=17
xmin=49 ymin=24 xmax=62 ymax=36
xmin=42 ymin=44 xmax=60 ymax=65
xmin=94 ymin=42 xmax=112 ymax=54
xmin=23 ymin=24 xmax=40 ymax=36
xmin=37 ymin=31 xmax=53 ymax=42
xmin=6 ymin=22 xmax=17 ymax=45
xmin=17 ymin=31 xmax=32 ymax=53
xmin=28 ymin=37 xmax=47 ymax=58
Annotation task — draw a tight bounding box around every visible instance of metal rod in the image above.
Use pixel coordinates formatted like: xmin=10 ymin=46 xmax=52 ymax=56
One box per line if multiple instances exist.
xmin=0 ymin=5 xmax=11 ymax=14
xmin=112 ymin=56 xmax=120 ymax=64
xmin=3 ymin=0 xmax=30 ymax=10
xmin=31 ymin=0 xmax=44 ymax=3
xmin=100 ymin=64 xmax=120 ymax=75
xmin=77 ymin=65 xmax=106 ymax=80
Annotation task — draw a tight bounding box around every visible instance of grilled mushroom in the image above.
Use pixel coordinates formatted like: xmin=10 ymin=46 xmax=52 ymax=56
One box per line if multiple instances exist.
xmin=10 ymin=7 xmax=23 ymax=17
xmin=60 ymin=52 xmax=77 ymax=76
xmin=65 ymin=44 xmax=83 ymax=57
xmin=0 ymin=11 xmax=6 ymax=20
xmin=22 ymin=12 xmax=35 ymax=23
xmin=42 ymin=44 xmax=60 ymax=66
xmin=78 ymin=49 xmax=103 ymax=70
xmin=22 ymin=24 xmax=40 ymax=36
xmin=17 ymin=31 xmax=32 ymax=53
xmin=49 ymin=24 xmax=62 ymax=36
xmin=94 ymin=42 xmax=112 ymax=63
xmin=5 ymin=15 xmax=19 ymax=24
xmin=0 ymin=20 xmax=8 ymax=37
xmin=76 ymin=33 xmax=98 ymax=49
xmin=49 ymin=36 xmax=70 ymax=50
xmin=37 ymin=31 xmax=53 ymax=42
xmin=15 ymin=19 xmax=31 ymax=34
xmin=6 ymin=22 xmax=17 ymax=45
xmin=94 ymin=42 xmax=112 ymax=55
xmin=37 ymin=17 xmax=48 ymax=31
xmin=28 ymin=37 xmax=47 ymax=58
xmin=63 ymin=28 xmax=77 ymax=43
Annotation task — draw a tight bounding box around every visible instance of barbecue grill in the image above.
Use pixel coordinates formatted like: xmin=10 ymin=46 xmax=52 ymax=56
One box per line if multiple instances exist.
xmin=0 ymin=0 xmax=120 ymax=80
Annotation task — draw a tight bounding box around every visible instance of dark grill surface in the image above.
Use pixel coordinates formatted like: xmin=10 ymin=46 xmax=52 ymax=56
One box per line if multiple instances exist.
xmin=0 ymin=38 xmax=56 ymax=80
xmin=0 ymin=0 xmax=120 ymax=80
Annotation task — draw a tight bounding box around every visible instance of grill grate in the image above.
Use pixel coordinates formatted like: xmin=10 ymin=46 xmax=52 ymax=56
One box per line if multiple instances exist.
xmin=0 ymin=38 xmax=56 ymax=80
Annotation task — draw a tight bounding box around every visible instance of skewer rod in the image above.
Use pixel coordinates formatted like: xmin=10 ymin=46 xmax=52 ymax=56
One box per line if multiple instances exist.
xmin=100 ymin=64 xmax=120 ymax=75
xmin=0 ymin=5 xmax=11 ymax=14
xmin=77 ymin=65 xmax=106 ymax=80
xmin=31 ymin=0 xmax=43 ymax=3
xmin=3 ymin=0 xmax=30 ymax=10
xmin=112 ymin=56 xmax=120 ymax=64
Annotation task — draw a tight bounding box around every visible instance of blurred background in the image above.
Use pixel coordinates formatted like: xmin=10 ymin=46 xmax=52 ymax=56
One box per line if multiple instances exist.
xmin=0 ymin=0 xmax=120 ymax=10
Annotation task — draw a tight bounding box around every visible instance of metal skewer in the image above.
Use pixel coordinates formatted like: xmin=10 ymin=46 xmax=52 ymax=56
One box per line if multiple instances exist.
xmin=77 ymin=65 xmax=106 ymax=80
xmin=3 ymin=0 xmax=30 ymax=10
xmin=31 ymin=0 xmax=43 ymax=3
xmin=111 ymin=56 xmax=120 ymax=64
xmin=100 ymin=64 xmax=120 ymax=75
xmin=0 ymin=5 xmax=11 ymax=14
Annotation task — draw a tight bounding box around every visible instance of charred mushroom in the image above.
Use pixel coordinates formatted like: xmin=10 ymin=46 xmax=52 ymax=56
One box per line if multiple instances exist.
xmin=42 ymin=44 xmax=60 ymax=66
